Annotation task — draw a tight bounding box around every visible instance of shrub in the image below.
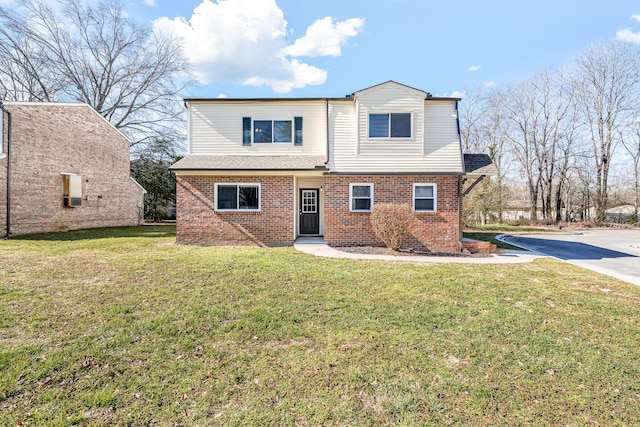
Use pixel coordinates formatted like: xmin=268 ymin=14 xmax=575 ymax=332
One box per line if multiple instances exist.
xmin=370 ymin=203 xmax=415 ymax=251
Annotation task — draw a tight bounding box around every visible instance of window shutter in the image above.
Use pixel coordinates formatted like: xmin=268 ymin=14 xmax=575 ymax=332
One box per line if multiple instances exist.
xmin=294 ymin=116 xmax=303 ymax=146
xmin=242 ymin=117 xmax=251 ymax=146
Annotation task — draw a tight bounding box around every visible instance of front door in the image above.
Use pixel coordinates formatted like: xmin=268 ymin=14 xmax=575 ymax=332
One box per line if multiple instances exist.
xmin=299 ymin=189 xmax=320 ymax=235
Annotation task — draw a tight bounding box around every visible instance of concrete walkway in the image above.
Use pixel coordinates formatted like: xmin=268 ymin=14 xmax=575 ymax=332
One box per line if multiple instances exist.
xmin=293 ymin=237 xmax=545 ymax=264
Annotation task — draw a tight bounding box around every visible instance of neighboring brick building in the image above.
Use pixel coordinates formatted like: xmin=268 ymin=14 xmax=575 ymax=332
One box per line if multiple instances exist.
xmin=171 ymin=81 xmax=494 ymax=252
xmin=0 ymin=102 xmax=146 ymax=237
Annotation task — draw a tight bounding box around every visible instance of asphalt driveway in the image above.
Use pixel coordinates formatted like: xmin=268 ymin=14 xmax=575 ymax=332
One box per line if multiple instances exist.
xmin=500 ymin=229 xmax=640 ymax=286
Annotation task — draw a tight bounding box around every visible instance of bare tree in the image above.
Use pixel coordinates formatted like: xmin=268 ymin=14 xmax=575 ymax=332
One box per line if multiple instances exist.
xmin=536 ymin=69 xmax=579 ymax=221
xmin=621 ymin=121 xmax=640 ymax=223
xmin=572 ymin=41 xmax=640 ymax=222
xmin=459 ymin=85 xmax=511 ymax=221
xmin=501 ymin=78 xmax=544 ymax=220
xmin=0 ymin=0 xmax=193 ymax=148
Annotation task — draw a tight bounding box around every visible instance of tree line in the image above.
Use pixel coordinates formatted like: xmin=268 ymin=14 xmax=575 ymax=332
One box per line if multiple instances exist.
xmin=461 ymin=41 xmax=640 ymax=224
xmin=3 ymin=1 xmax=639 ymax=224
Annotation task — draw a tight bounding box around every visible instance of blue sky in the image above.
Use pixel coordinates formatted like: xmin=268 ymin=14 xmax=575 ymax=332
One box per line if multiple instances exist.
xmin=5 ymin=0 xmax=640 ymax=98
xmin=140 ymin=0 xmax=640 ymax=98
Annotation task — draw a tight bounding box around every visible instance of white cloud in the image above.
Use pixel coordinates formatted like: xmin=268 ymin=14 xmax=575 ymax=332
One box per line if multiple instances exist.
xmin=283 ymin=16 xmax=364 ymax=57
xmin=481 ymin=81 xmax=496 ymax=88
xmin=153 ymin=0 xmax=363 ymax=93
xmin=449 ymin=90 xmax=465 ymax=98
xmin=616 ymin=14 xmax=640 ymax=43
xmin=217 ymin=93 xmax=227 ymax=98
xmin=143 ymin=0 xmax=157 ymax=6
xmin=468 ymin=65 xmax=482 ymax=72
xmin=616 ymin=28 xmax=640 ymax=44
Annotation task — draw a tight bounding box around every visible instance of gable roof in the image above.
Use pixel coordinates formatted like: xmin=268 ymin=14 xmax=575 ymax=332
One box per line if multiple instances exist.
xmin=351 ymin=80 xmax=461 ymax=101
xmin=0 ymin=101 xmax=133 ymax=146
xmin=170 ymin=155 xmax=328 ymax=171
xmin=183 ymin=81 xmax=460 ymax=103
xmin=463 ymin=154 xmax=498 ymax=177
xmin=353 ymin=80 xmax=427 ymax=97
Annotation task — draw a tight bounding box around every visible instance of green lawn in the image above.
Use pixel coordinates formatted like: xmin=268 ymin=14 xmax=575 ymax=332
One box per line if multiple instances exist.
xmin=1 ymin=226 xmax=639 ymax=426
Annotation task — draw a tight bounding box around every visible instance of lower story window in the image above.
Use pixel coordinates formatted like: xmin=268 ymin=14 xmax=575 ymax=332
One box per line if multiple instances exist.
xmin=216 ymin=183 xmax=260 ymax=211
xmin=350 ymin=183 xmax=373 ymax=212
xmin=413 ymin=184 xmax=437 ymax=212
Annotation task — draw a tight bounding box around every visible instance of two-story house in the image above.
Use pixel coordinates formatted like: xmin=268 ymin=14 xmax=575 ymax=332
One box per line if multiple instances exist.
xmin=170 ymin=81 xmax=493 ymax=253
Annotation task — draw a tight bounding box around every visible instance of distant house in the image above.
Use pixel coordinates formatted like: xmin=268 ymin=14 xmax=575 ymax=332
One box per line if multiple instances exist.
xmin=171 ymin=81 xmax=494 ymax=253
xmin=606 ymin=204 xmax=637 ymax=222
xmin=0 ymin=102 xmax=146 ymax=237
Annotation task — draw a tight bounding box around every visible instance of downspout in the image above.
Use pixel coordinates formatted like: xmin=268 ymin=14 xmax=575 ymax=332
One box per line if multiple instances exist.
xmin=325 ymin=98 xmax=330 ymax=166
xmin=0 ymin=101 xmax=12 ymax=237
xmin=458 ymin=175 xmax=463 ymax=252
xmin=455 ymin=100 xmax=464 ymax=251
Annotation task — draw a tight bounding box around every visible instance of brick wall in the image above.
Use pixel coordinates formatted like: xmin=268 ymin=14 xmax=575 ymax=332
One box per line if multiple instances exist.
xmin=323 ymin=175 xmax=462 ymax=253
xmin=176 ymin=175 xmax=294 ymax=246
xmin=0 ymin=110 xmax=7 ymax=236
xmin=0 ymin=103 xmax=145 ymax=237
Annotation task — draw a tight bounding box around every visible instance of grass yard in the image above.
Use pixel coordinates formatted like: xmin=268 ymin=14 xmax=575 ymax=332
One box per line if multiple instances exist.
xmin=1 ymin=226 xmax=639 ymax=426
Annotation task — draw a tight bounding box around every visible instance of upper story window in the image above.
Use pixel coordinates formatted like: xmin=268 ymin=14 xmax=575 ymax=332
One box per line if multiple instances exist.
xmin=350 ymin=183 xmax=373 ymax=212
xmin=215 ymin=183 xmax=261 ymax=211
xmin=413 ymin=183 xmax=437 ymax=212
xmin=369 ymin=113 xmax=411 ymax=138
xmin=254 ymin=120 xmax=292 ymax=143
xmin=243 ymin=117 xmax=303 ymax=145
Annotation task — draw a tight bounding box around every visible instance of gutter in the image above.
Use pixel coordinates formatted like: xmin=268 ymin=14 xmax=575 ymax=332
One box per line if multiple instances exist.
xmin=0 ymin=101 xmax=11 ymax=237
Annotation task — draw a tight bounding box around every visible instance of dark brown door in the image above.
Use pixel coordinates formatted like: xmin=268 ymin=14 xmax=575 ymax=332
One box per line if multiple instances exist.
xmin=299 ymin=189 xmax=320 ymax=235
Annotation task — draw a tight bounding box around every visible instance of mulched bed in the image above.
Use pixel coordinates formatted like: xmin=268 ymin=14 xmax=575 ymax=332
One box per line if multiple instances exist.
xmin=332 ymin=246 xmax=490 ymax=257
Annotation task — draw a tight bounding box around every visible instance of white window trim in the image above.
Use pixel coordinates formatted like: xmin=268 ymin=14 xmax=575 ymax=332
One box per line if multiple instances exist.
xmin=349 ymin=183 xmax=374 ymax=212
xmin=253 ymin=119 xmax=293 ymax=144
xmin=368 ymin=112 xmax=413 ymax=140
xmin=413 ymin=183 xmax=437 ymax=212
xmin=214 ymin=183 xmax=261 ymax=212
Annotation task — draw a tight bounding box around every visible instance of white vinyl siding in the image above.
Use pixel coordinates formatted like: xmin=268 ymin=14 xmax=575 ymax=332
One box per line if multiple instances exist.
xmin=327 ymin=101 xmax=356 ymax=170
xmin=330 ymin=82 xmax=463 ymax=173
xmin=188 ymin=100 xmax=326 ymax=155
xmin=356 ymin=83 xmax=424 ymax=158
xmin=423 ymin=100 xmax=464 ymax=173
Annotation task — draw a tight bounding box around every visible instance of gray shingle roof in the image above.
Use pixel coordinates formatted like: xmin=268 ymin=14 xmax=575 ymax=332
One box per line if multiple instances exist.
xmin=464 ymin=154 xmax=498 ymax=176
xmin=170 ymin=155 xmax=328 ymax=171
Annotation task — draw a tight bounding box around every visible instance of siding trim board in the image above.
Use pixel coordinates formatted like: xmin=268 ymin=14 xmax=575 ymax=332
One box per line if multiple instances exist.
xmin=325 ymin=172 xmax=465 ymax=176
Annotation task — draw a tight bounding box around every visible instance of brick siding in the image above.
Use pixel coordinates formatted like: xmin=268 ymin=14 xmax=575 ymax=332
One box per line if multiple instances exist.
xmin=0 ymin=103 xmax=145 ymax=237
xmin=324 ymin=175 xmax=462 ymax=253
xmin=176 ymin=173 xmax=462 ymax=252
xmin=176 ymin=175 xmax=294 ymax=246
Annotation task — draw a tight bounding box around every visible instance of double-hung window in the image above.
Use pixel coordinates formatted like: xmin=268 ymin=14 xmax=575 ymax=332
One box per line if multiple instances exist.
xmin=413 ymin=184 xmax=437 ymax=212
xmin=216 ymin=183 xmax=261 ymax=211
xmin=350 ymin=183 xmax=373 ymax=212
xmin=369 ymin=113 xmax=411 ymax=138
